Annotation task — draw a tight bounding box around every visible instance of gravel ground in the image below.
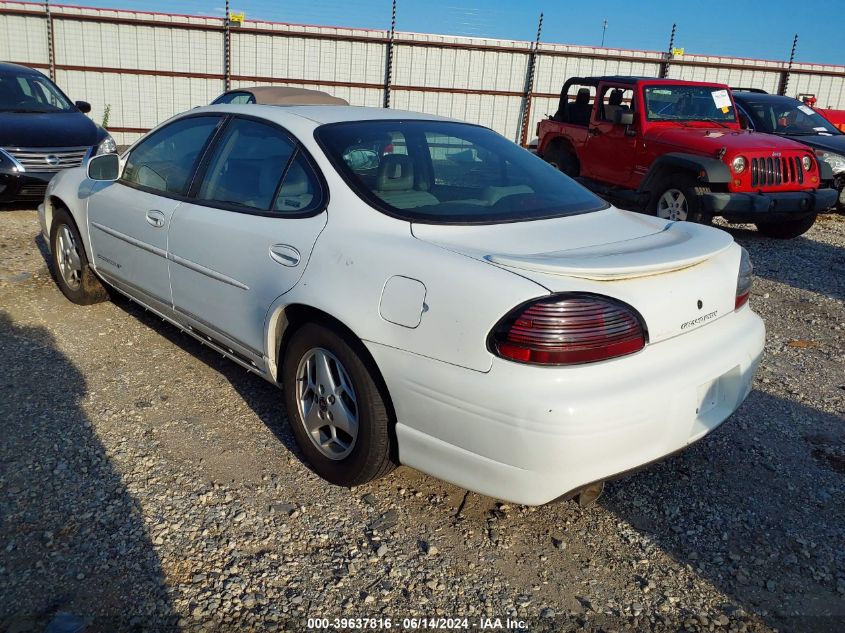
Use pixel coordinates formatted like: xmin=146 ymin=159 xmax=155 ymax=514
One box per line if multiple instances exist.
xmin=1 ymin=208 xmax=843 ymax=633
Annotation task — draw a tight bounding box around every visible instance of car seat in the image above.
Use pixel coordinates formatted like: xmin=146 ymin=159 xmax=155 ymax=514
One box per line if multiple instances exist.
xmin=275 ymin=159 xmax=316 ymax=213
xmin=374 ymin=155 xmax=438 ymax=209
xmin=604 ymin=89 xmax=625 ymax=121
xmin=566 ymin=88 xmax=593 ymax=126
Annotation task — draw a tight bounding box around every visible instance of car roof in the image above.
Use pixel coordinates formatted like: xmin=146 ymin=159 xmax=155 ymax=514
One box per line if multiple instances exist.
xmin=566 ymin=76 xmax=728 ymax=88
xmin=195 ymin=104 xmax=460 ymax=126
xmin=732 ymin=92 xmax=801 ymax=105
xmin=0 ymin=61 xmax=41 ymax=75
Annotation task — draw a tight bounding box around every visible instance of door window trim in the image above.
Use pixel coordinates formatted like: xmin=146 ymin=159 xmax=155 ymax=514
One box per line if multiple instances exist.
xmin=187 ymin=113 xmax=330 ymax=219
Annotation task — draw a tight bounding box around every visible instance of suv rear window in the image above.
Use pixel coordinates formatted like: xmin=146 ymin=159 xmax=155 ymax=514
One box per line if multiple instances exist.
xmin=316 ymin=120 xmax=606 ymax=224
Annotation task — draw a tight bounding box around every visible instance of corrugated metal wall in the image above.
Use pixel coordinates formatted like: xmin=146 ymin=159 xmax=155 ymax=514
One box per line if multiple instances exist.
xmin=1 ymin=0 xmax=843 ymax=145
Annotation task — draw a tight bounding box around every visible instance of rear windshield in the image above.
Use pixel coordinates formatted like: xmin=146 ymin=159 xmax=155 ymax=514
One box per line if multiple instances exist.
xmin=315 ymin=120 xmax=606 ymax=224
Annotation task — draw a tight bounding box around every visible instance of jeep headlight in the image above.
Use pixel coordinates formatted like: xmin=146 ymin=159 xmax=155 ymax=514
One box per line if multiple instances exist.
xmin=817 ymin=150 xmax=845 ymax=175
xmin=96 ymin=134 xmax=117 ymax=155
xmin=731 ymin=156 xmax=747 ymax=173
xmin=801 ymin=155 xmax=813 ymax=171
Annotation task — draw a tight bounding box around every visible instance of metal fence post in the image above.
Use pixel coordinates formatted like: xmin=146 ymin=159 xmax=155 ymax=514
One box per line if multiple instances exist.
xmin=223 ymin=0 xmax=231 ymax=91
xmin=778 ymin=34 xmax=798 ymax=96
xmin=517 ymin=13 xmax=543 ymax=146
xmin=45 ymin=0 xmax=55 ymax=80
xmin=383 ymin=0 xmax=396 ymax=108
xmin=659 ymin=23 xmax=676 ymax=79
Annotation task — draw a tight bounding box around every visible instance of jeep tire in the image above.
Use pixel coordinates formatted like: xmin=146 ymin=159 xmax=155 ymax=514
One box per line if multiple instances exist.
xmin=544 ymin=144 xmax=579 ymax=177
xmin=650 ymin=174 xmax=712 ymax=225
xmin=755 ymin=214 xmax=817 ymax=239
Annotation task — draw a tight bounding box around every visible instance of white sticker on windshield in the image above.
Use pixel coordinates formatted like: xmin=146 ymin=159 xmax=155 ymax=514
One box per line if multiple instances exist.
xmin=813 ymin=126 xmax=828 ymax=131
xmin=798 ymin=105 xmax=815 ymax=115
xmin=711 ymin=89 xmax=732 ymax=110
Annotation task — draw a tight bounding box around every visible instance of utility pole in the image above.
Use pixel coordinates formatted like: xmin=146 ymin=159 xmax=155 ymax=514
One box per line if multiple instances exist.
xmin=518 ymin=12 xmax=543 ymax=146
xmin=383 ymin=0 xmax=396 ymax=108
xmin=778 ymin=34 xmax=798 ymax=96
xmin=659 ymin=23 xmax=676 ymax=79
xmin=600 ymin=19 xmax=608 ymax=47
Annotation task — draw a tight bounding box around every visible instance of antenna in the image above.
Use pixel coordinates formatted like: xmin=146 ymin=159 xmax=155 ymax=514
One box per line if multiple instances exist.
xmin=601 ymin=19 xmax=608 ymax=47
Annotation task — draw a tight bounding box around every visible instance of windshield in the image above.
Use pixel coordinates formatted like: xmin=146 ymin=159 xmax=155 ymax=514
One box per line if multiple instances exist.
xmin=0 ymin=71 xmax=75 ymax=113
xmin=644 ymin=85 xmax=737 ymax=123
xmin=316 ymin=120 xmax=606 ymax=224
xmin=741 ymin=98 xmax=840 ymax=136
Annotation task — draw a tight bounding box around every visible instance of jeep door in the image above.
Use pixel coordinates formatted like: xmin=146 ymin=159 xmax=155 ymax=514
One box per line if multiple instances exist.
xmin=166 ymin=116 xmax=328 ymax=371
xmin=579 ymin=84 xmax=639 ymax=187
xmin=86 ymin=115 xmax=223 ymax=313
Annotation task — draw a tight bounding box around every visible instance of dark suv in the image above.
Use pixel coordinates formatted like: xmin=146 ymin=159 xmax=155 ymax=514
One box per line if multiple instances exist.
xmin=733 ymin=90 xmax=845 ymax=211
xmin=0 ymin=62 xmax=115 ymax=204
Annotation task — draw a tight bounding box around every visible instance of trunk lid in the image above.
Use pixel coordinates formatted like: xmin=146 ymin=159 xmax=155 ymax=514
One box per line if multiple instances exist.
xmin=412 ymin=207 xmax=740 ymax=344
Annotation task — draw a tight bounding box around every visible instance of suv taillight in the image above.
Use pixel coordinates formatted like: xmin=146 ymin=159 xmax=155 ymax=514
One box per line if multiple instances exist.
xmin=735 ymin=247 xmax=753 ymax=309
xmin=489 ymin=294 xmax=646 ymax=366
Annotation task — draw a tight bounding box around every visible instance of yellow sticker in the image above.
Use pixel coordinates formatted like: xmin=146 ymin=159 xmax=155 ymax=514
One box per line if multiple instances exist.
xmin=721 ymin=106 xmax=729 ymax=113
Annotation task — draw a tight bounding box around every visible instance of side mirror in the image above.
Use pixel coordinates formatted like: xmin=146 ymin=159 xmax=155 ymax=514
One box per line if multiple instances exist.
xmin=75 ymin=101 xmax=92 ymax=113
xmin=614 ymin=110 xmax=634 ymax=126
xmin=87 ymin=153 xmax=120 ymax=181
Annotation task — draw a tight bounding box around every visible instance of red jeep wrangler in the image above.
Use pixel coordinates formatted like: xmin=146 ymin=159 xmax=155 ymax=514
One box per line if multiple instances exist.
xmin=537 ymin=76 xmax=838 ymax=238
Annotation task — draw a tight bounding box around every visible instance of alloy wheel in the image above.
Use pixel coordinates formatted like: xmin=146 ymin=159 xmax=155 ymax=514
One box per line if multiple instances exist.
xmin=56 ymin=224 xmax=83 ymax=289
xmin=295 ymin=347 xmax=359 ymax=460
xmin=657 ymin=188 xmax=689 ymax=221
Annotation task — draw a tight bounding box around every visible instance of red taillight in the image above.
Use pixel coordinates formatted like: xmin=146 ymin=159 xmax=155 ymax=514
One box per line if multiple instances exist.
xmin=490 ymin=294 xmax=646 ymax=366
xmin=735 ymin=247 xmax=752 ymax=310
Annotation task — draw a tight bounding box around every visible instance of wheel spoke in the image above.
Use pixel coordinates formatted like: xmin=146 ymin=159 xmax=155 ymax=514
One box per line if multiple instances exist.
xmin=328 ymin=398 xmax=357 ymax=436
xmin=313 ymin=350 xmax=338 ymax=393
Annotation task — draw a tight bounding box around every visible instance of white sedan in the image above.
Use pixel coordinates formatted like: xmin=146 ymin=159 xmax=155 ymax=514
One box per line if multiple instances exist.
xmin=38 ymin=105 xmax=765 ymax=505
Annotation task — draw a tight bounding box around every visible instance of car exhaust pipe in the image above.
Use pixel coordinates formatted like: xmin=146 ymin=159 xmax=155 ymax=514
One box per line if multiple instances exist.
xmin=576 ymin=481 xmax=605 ymax=507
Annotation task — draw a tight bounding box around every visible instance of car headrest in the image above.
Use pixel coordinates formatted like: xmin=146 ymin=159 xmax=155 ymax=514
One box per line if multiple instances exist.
xmin=576 ymin=88 xmax=591 ymax=105
xmin=376 ymin=155 xmax=415 ymax=192
xmin=609 ymin=89 xmax=624 ymax=106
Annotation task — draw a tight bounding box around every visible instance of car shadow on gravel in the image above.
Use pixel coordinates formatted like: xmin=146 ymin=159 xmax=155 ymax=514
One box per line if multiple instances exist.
xmin=600 ymin=388 xmax=845 ymax=632
xmin=108 ymin=295 xmax=303 ymax=460
xmin=720 ymin=223 xmax=844 ymax=300
xmin=0 ymin=311 xmax=178 ymax=632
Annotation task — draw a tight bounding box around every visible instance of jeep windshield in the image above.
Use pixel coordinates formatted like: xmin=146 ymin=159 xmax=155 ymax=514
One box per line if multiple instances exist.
xmin=644 ymin=85 xmax=736 ymax=123
xmin=0 ymin=70 xmax=75 ymax=113
xmin=740 ymin=98 xmax=840 ymax=136
xmin=316 ymin=120 xmax=607 ymax=224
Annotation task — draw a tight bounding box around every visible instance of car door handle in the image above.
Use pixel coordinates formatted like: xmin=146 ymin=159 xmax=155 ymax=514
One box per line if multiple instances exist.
xmin=269 ymin=244 xmax=301 ymax=267
xmin=588 ymin=127 xmax=601 ymax=136
xmin=145 ymin=209 xmax=166 ymax=228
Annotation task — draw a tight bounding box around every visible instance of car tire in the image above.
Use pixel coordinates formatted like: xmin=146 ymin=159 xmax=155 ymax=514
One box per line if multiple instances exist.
xmin=49 ymin=206 xmax=109 ymax=305
xmin=545 ymin=144 xmax=579 ymax=177
xmin=755 ymin=214 xmax=817 ymax=239
xmin=281 ymin=322 xmax=398 ymax=487
xmin=650 ymin=174 xmax=712 ymax=225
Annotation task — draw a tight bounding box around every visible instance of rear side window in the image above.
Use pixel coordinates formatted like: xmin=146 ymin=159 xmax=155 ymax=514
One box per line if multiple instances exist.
xmin=317 ymin=120 xmax=606 ymax=224
xmin=196 ymin=117 xmax=324 ymax=215
xmin=213 ymin=91 xmax=256 ymax=105
xmin=122 ymin=116 xmax=220 ymax=195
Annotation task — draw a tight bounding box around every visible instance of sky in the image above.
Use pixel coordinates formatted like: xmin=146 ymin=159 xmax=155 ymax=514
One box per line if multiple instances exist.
xmin=69 ymin=0 xmax=844 ymax=66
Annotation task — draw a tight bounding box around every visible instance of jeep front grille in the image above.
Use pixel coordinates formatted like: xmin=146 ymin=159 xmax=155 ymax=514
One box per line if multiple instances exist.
xmin=4 ymin=147 xmax=90 ymax=173
xmin=750 ymin=156 xmax=804 ymax=188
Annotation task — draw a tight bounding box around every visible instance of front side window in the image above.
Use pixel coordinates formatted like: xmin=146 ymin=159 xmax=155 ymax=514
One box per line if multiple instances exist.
xmin=122 ymin=116 xmax=220 ymax=195
xmin=317 ymin=120 xmax=606 ymax=223
xmin=644 ymin=85 xmax=736 ymax=123
xmin=0 ymin=71 xmax=74 ymax=113
xmin=197 ymin=117 xmax=324 ymax=214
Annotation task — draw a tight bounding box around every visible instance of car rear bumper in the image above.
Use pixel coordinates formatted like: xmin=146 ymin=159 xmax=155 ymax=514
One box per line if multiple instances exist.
xmin=367 ymin=305 xmax=765 ymax=505
xmin=702 ymin=188 xmax=838 ymax=222
xmin=0 ymin=170 xmax=54 ymax=203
